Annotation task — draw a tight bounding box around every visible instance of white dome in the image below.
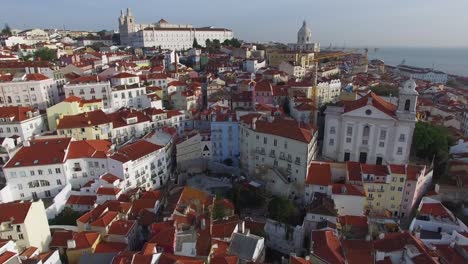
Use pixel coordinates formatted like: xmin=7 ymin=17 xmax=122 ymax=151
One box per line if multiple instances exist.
xmin=297 ymin=20 xmax=312 ymax=45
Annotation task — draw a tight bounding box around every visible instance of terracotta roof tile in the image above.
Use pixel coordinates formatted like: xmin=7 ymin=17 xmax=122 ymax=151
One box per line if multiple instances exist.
xmin=306 ymin=163 xmax=332 ymax=186
xmin=110 ymin=140 xmax=163 ymax=163
xmin=4 ymin=138 xmax=72 ymax=168
xmin=108 ymin=220 xmax=136 ymax=236
xmin=66 ymin=195 xmax=96 ymax=206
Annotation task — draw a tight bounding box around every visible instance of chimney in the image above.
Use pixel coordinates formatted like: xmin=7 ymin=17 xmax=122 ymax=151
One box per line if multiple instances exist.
xmin=67 ymin=239 xmax=76 ymax=249
xmin=201 ymin=218 xmax=206 ymax=230
xmin=252 ymin=117 xmax=257 ymax=130
xmin=237 ymin=221 xmax=245 ymax=234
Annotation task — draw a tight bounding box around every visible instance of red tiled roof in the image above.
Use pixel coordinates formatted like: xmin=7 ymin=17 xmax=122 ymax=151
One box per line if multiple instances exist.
xmin=346 ymin=162 xmax=361 ymax=182
xmin=94 ymin=241 xmax=128 ymax=253
xmin=108 ymin=220 xmax=136 ymax=236
xmin=111 ymin=140 xmax=163 ymax=163
xmin=57 ymin=110 xmax=111 ymax=129
xmin=435 ymin=244 xmax=466 ymax=264
xmin=306 ymin=163 xmax=332 ymax=186
xmin=168 ymin=80 xmax=186 ymax=86
xmin=342 ymin=92 xmax=397 ymax=117
xmin=254 ymin=79 xmax=272 ymax=92
xmin=66 ymin=195 xmax=96 ymax=206
xmin=100 ymin=173 xmax=121 ymax=184
xmin=106 ymin=108 xmax=150 ymax=128
xmin=361 ymin=164 xmax=389 ymax=176
xmin=254 ymin=117 xmax=315 ymax=143
xmin=4 ymin=138 xmax=72 ymax=168
xmin=19 ymin=247 xmax=38 ymax=258
xmin=50 ymin=231 xmax=100 ymax=249
xmin=338 ymin=215 xmax=368 ymax=228
xmin=112 ymin=72 xmax=138 ymax=79
xmin=311 ymin=230 xmax=345 ymax=264
xmin=69 ymin=75 xmax=103 ymax=84
xmin=420 ymin=203 xmax=452 ymax=219
xmin=90 ymin=211 xmax=118 ymax=227
xmin=0 ymin=251 xmax=17 ymax=263
xmin=63 ymin=96 xmax=82 ymax=103
xmin=25 ymin=73 xmax=49 ymax=81
xmin=66 ymin=140 xmax=111 ymax=159
xmin=102 ymin=200 xmax=132 ymax=214
xmin=341 ymin=240 xmax=373 ymax=264
xmin=96 ymin=187 xmax=121 ymax=196
xmin=0 ymin=106 xmax=39 ymax=122
xmin=211 ymin=220 xmax=238 ymax=239
xmin=331 ymin=184 xmax=364 ymax=196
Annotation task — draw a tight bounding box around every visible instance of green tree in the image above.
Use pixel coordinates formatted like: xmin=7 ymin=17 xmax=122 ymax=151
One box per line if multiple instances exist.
xmin=205 ymin=39 xmax=212 ymax=49
xmin=267 ymin=196 xmax=298 ymax=224
xmin=211 ymin=196 xmax=226 ymax=221
xmin=49 ymin=207 xmax=82 ymax=226
xmin=1 ymin=23 xmax=12 ymax=36
xmin=192 ymin=38 xmax=201 ymax=48
xmin=34 ymin=48 xmax=57 ymax=61
xmin=212 ymin=39 xmax=221 ymax=50
xmin=97 ymin=30 xmax=107 ymax=38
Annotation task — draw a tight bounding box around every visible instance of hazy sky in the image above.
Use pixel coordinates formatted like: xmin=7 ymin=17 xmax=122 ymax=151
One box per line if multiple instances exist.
xmin=2 ymin=0 xmax=467 ymax=47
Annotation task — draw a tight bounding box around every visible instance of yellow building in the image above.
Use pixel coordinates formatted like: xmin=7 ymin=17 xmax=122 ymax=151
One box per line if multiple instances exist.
xmin=0 ymin=200 xmax=51 ymax=252
xmin=56 ymin=109 xmax=112 ymax=140
xmin=267 ymin=50 xmax=314 ymax=68
xmin=47 ymin=96 xmax=103 ymax=131
xmin=361 ymin=164 xmax=405 ymax=217
xmin=65 ymin=232 xmax=101 ymax=264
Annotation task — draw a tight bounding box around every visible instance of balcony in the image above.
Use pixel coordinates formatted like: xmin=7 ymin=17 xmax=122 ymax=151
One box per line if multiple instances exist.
xmin=295 ymin=160 xmax=301 ymax=166
xmin=269 ymin=153 xmax=276 ymax=158
xmin=367 ymin=196 xmax=374 ymax=200
xmin=73 ymin=167 xmax=82 ymax=172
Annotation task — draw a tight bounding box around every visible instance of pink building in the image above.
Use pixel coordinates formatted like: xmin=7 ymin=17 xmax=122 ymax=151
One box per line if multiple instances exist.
xmin=252 ymin=79 xmax=274 ymax=105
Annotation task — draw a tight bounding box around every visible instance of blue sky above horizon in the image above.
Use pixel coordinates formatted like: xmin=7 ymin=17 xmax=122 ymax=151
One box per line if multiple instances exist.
xmin=2 ymin=0 xmax=467 ymax=48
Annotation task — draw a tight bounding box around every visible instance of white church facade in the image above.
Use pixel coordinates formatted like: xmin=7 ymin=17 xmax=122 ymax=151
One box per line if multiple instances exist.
xmin=323 ymin=79 xmax=419 ymax=165
xmin=118 ymin=8 xmax=234 ymax=49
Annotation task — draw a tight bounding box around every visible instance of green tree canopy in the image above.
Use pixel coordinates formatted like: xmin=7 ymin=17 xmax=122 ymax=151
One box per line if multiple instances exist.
xmin=49 ymin=207 xmax=81 ymax=226
xmin=412 ymin=121 xmax=453 ymax=162
xmin=267 ymin=196 xmax=299 ymax=224
xmin=192 ymin=38 xmax=201 ymax=48
xmin=1 ymin=23 xmax=12 ymax=36
xmin=211 ymin=195 xmax=226 ymax=221
xmin=34 ymin=48 xmax=57 ymax=61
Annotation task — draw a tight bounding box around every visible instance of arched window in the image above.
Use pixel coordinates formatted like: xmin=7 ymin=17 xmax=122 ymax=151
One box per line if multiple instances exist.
xmin=404 ymin=99 xmax=411 ymax=111
xmin=363 ymin=125 xmax=370 ymax=137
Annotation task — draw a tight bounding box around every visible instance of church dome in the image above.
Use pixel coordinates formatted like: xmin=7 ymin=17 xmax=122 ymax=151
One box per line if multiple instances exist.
xmin=297 ymin=20 xmax=312 ymax=45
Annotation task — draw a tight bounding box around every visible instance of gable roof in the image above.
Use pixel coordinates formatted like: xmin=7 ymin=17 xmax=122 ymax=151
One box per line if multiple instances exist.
xmin=4 ymin=138 xmax=72 ymax=168
xmin=311 ymin=230 xmax=345 ymax=264
xmin=110 ymin=140 xmax=163 ymax=163
xmin=342 ymin=92 xmax=397 ymax=117
xmin=0 ymin=201 xmax=32 ymax=224
xmin=254 ymin=117 xmax=315 ymax=143
xmin=57 ymin=110 xmax=111 ymax=129
xmin=66 ymin=140 xmax=111 ymax=159
xmin=0 ymin=106 xmax=39 ymax=122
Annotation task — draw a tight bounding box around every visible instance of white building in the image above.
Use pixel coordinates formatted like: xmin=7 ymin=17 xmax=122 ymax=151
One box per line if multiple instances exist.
xmin=210 ymin=112 xmax=240 ymax=165
xmin=0 ymin=73 xmax=59 ymax=110
xmin=0 ymin=106 xmax=46 ymax=141
xmin=108 ymin=139 xmax=169 ymax=191
xmin=243 ymin=59 xmax=266 ymax=74
xmin=323 ymin=79 xmax=418 ymax=165
xmin=239 ymin=114 xmax=318 ymax=195
xmin=278 ymin=61 xmax=306 ymax=78
xmin=287 ymin=21 xmax=320 ymax=52
xmin=395 ymin=65 xmax=448 ymax=84
xmin=107 ymin=107 xmax=152 ymax=145
xmin=2 ymin=137 xmax=112 ymax=200
xmin=64 ymin=75 xmax=112 ymax=108
xmin=315 ymin=79 xmax=341 ymax=107
xmin=118 ymin=8 xmax=234 ymax=49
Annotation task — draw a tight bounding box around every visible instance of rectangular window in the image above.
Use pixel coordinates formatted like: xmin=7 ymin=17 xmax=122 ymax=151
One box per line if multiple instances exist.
xmin=399 ymin=134 xmax=405 ymax=142
xmin=400 ymin=178 xmax=404 ymax=183
xmin=330 ymin=126 xmax=336 ymax=134
xmin=346 ymin=126 xmax=352 ymax=136
xmin=57 ymin=179 xmax=62 ymax=185
xmin=346 ymin=137 xmax=351 ymax=143
xmin=329 ymin=138 xmax=334 ymax=146
xmin=397 ymin=147 xmax=403 ymax=155
xmin=380 ymin=130 xmax=387 ymax=140
xmin=55 ymin=168 xmax=61 ymax=173
xmin=17 ymin=184 xmax=23 ymax=190
xmin=18 ymin=234 xmax=24 ymax=240
xmin=274 ymin=139 xmax=277 ymax=146
xmin=398 ymin=187 xmax=403 ymax=191
xmin=379 ymin=141 xmax=385 ymax=148
xmin=30 ymin=170 xmax=35 ymax=176
xmin=264 ymin=137 xmax=267 ymax=144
